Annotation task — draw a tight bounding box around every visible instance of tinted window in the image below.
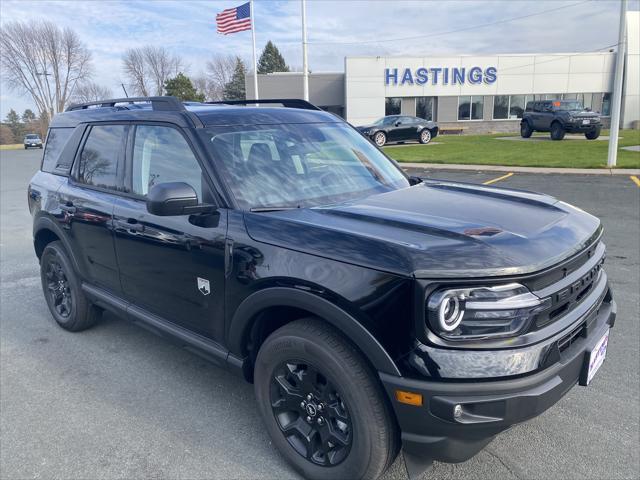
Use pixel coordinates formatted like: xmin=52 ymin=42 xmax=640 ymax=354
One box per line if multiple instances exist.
xmin=493 ymin=95 xmax=509 ymax=119
xmin=458 ymin=96 xmax=471 ymax=120
xmin=131 ymin=125 xmax=203 ymax=200
xmin=509 ymin=95 xmax=526 ymax=118
xmin=416 ymin=97 xmax=434 ymax=121
xmin=76 ymin=125 xmax=125 ymax=189
xmin=471 ymin=97 xmax=484 ymax=120
xmin=385 ymin=97 xmax=401 ymax=116
xmin=42 ymin=128 xmax=74 ymax=173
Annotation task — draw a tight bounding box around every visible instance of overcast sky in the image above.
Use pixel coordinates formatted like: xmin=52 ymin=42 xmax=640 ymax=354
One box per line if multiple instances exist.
xmin=1 ymin=0 xmax=638 ymax=117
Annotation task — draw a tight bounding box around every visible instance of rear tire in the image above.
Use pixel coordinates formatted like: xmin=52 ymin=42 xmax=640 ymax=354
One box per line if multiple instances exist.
xmin=419 ymin=129 xmax=432 ymax=144
xmin=254 ymin=318 xmax=399 ymax=480
xmin=40 ymin=241 xmax=101 ymax=332
xmin=550 ymin=122 xmax=565 ymax=141
xmin=520 ymin=121 xmax=533 ymax=138
xmin=585 ymin=127 xmax=601 ymax=140
xmin=373 ymin=131 xmax=387 ymax=147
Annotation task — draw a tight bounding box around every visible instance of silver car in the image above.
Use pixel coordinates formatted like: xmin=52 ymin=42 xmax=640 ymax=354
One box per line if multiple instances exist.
xmin=24 ymin=134 xmax=43 ymax=149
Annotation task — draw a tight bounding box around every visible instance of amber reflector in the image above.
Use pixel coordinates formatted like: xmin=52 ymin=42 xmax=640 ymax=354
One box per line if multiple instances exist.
xmin=395 ymin=390 xmax=423 ymax=406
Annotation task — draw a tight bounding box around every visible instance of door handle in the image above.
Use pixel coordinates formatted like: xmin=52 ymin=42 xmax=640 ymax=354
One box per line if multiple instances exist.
xmin=60 ymin=204 xmax=76 ymax=214
xmin=115 ymin=218 xmax=144 ymax=233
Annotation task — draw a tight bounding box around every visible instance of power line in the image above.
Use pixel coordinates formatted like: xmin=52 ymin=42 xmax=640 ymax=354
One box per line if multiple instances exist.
xmin=308 ymin=0 xmax=593 ymax=45
xmin=497 ymin=42 xmax=618 ymax=74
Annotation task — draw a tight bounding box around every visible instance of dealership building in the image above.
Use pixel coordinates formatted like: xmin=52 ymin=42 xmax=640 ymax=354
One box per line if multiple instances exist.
xmin=247 ymin=10 xmax=639 ymax=133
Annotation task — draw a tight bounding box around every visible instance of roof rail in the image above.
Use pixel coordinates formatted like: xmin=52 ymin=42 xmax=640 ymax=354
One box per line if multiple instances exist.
xmin=205 ymin=99 xmax=322 ymax=111
xmin=66 ymin=96 xmax=185 ymax=112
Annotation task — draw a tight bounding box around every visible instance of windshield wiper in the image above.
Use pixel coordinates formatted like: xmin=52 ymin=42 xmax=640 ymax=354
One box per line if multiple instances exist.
xmin=249 ymin=205 xmax=301 ymax=212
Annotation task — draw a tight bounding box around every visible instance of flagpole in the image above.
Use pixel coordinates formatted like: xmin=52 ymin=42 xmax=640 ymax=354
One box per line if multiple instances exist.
xmin=301 ymin=0 xmax=309 ymax=101
xmin=250 ymin=0 xmax=259 ymax=100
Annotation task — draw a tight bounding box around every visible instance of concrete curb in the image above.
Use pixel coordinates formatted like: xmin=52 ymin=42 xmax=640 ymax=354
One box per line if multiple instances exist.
xmin=399 ymin=162 xmax=640 ymax=175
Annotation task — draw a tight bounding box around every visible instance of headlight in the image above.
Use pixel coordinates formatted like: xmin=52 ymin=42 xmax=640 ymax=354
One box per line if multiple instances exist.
xmin=426 ymin=283 xmax=550 ymax=340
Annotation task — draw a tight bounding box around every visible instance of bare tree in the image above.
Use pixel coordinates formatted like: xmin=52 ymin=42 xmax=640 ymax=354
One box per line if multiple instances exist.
xmin=122 ymin=46 xmax=182 ymax=96
xmin=192 ymin=76 xmax=212 ymax=101
xmin=0 ymin=20 xmax=92 ymax=116
xmin=70 ymin=82 xmax=113 ymax=104
xmin=205 ymin=54 xmax=237 ymax=101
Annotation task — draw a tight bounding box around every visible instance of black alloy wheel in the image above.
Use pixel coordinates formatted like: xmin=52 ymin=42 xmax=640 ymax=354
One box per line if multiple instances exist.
xmin=550 ymin=122 xmax=565 ymax=140
xmin=40 ymin=241 xmax=101 ymax=331
xmin=520 ymin=121 xmax=533 ymax=138
xmin=270 ymin=361 xmax=352 ymax=466
xmin=44 ymin=257 xmax=73 ymax=319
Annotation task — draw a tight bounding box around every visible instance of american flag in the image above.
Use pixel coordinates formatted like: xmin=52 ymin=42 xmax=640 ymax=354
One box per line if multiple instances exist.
xmin=216 ymin=2 xmax=252 ymax=35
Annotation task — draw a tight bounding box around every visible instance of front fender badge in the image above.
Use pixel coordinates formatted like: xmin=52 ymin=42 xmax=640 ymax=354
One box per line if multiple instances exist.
xmin=197 ymin=277 xmax=210 ymax=296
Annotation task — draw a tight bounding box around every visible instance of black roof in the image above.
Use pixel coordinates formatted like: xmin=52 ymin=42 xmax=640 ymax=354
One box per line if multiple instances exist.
xmin=51 ymin=97 xmax=340 ymax=129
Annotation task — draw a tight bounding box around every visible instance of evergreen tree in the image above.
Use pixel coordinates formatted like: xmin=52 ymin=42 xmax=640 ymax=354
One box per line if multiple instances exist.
xmin=257 ymin=41 xmax=289 ymax=74
xmin=164 ymin=72 xmax=205 ymax=102
xmin=5 ymin=109 xmax=22 ymax=138
xmin=22 ymin=109 xmax=36 ymax=123
xmin=223 ymin=57 xmax=246 ymax=100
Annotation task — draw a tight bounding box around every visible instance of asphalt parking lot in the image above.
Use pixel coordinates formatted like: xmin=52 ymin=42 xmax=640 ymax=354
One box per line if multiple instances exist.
xmin=1 ymin=148 xmax=639 ymax=480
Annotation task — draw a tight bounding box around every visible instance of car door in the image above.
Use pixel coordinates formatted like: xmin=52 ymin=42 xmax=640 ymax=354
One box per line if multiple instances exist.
xmin=58 ymin=123 xmax=127 ymax=295
xmin=538 ymin=102 xmax=553 ymax=130
xmin=112 ymin=124 xmax=227 ymax=340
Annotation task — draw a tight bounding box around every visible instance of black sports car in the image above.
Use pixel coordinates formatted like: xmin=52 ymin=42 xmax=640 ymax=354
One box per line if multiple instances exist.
xmin=356 ymin=115 xmax=438 ymax=147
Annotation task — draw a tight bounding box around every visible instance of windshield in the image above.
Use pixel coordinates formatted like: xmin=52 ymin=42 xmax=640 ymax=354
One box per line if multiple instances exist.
xmin=201 ymin=122 xmax=410 ymax=210
xmin=26 ymin=134 xmax=39 ymax=139
xmin=554 ymin=101 xmax=584 ymax=111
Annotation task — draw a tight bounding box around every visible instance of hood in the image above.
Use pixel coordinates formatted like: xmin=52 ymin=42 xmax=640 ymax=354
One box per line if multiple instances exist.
xmin=243 ymin=181 xmax=601 ymax=278
xmin=356 ymin=124 xmax=377 ymax=131
xmin=566 ymin=110 xmax=600 ymax=118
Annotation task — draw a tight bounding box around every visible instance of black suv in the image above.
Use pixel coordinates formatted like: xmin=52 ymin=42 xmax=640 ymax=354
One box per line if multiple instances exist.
xmin=29 ymin=96 xmax=615 ymax=480
xmin=356 ymin=115 xmax=438 ymax=147
xmin=521 ymin=99 xmax=602 ymax=140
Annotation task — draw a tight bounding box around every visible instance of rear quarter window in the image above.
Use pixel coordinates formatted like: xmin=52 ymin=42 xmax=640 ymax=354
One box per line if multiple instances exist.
xmin=42 ymin=127 xmax=75 ymax=174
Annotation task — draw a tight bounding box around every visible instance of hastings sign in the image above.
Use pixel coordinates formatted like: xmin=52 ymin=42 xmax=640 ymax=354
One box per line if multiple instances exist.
xmin=385 ymin=66 xmax=497 ymax=86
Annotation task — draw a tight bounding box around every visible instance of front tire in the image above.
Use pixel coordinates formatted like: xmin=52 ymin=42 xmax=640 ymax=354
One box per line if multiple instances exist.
xmin=520 ymin=121 xmax=533 ymax=138
xmin=550 ymin=122 xmax=565 ymax=141
xmin=40 ymin=241 xmax=101 ymax=332
xmin=585 ymin=127 xmax=601 ymax=140
xmin=373 ymin=131 xmax=387 ymax=147
xmin=254 ymin=318 xmax=399 ymax=480
xmin=419 ymin=129 xmax=432 ymax=144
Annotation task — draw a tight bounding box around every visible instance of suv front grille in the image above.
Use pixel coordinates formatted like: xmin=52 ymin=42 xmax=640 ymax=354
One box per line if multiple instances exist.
xmin=531 ymin=243 xmax=606 ymax=330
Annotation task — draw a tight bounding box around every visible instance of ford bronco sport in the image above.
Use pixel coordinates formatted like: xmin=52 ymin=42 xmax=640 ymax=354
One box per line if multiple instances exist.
xmin=29 ymin=96 xmax=615 ymax=480
xmin=521 ymin=99 xmax=602 ymax=141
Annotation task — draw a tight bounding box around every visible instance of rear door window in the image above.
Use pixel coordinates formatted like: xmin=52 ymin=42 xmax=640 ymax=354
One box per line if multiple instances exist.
xmin=74 ymin=125 xmax=126 ymax=190
xmin=42 ymin=128 xmax=74 ymax=173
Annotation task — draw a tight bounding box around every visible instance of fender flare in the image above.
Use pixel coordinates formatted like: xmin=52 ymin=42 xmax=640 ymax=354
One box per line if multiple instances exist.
xmin=33 ymin=215 xmax=84 ymax=275
xmin=227 ymin=287 xmax=402 ymax=376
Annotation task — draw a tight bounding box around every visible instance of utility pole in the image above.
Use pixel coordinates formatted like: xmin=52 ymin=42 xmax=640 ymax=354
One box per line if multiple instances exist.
xmin=607 ymin=0 xmax=627 ymax=168
xmin=301 ymin=0 xmax=309 ymax=101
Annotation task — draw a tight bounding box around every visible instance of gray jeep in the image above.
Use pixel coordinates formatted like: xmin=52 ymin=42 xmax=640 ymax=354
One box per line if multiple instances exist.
xmin=521 ymin=100 xmax=602 ymax=141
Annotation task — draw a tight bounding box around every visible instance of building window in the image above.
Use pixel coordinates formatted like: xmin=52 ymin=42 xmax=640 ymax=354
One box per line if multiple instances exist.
xmin=458 ymin=96 xmax=484 ymax=121
xmin=385 ymin=97 xmax=401 ymax=116
xmin=602 ymin=93 xmax=611 ymax=115
xmin=509 ymin=95 xmax=526 ymax=118
xmin=416 ymin=97 xmax=435 ymax=121
xmin=493 ymin=96 xmax=509 ymax=119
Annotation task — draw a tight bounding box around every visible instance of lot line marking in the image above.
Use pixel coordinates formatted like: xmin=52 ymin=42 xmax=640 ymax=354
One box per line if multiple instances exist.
xmin=630 ymin=175 xmax=640 ymax=187
xmin=483 ymin=172 xmax=514 ymax=185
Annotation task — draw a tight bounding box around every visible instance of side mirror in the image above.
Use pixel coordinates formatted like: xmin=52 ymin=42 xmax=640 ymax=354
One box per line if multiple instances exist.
xmin=395 ymin=121 xmax=402 ymax=127
xmin=147 ymin=182 xmax=212 ymax=216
